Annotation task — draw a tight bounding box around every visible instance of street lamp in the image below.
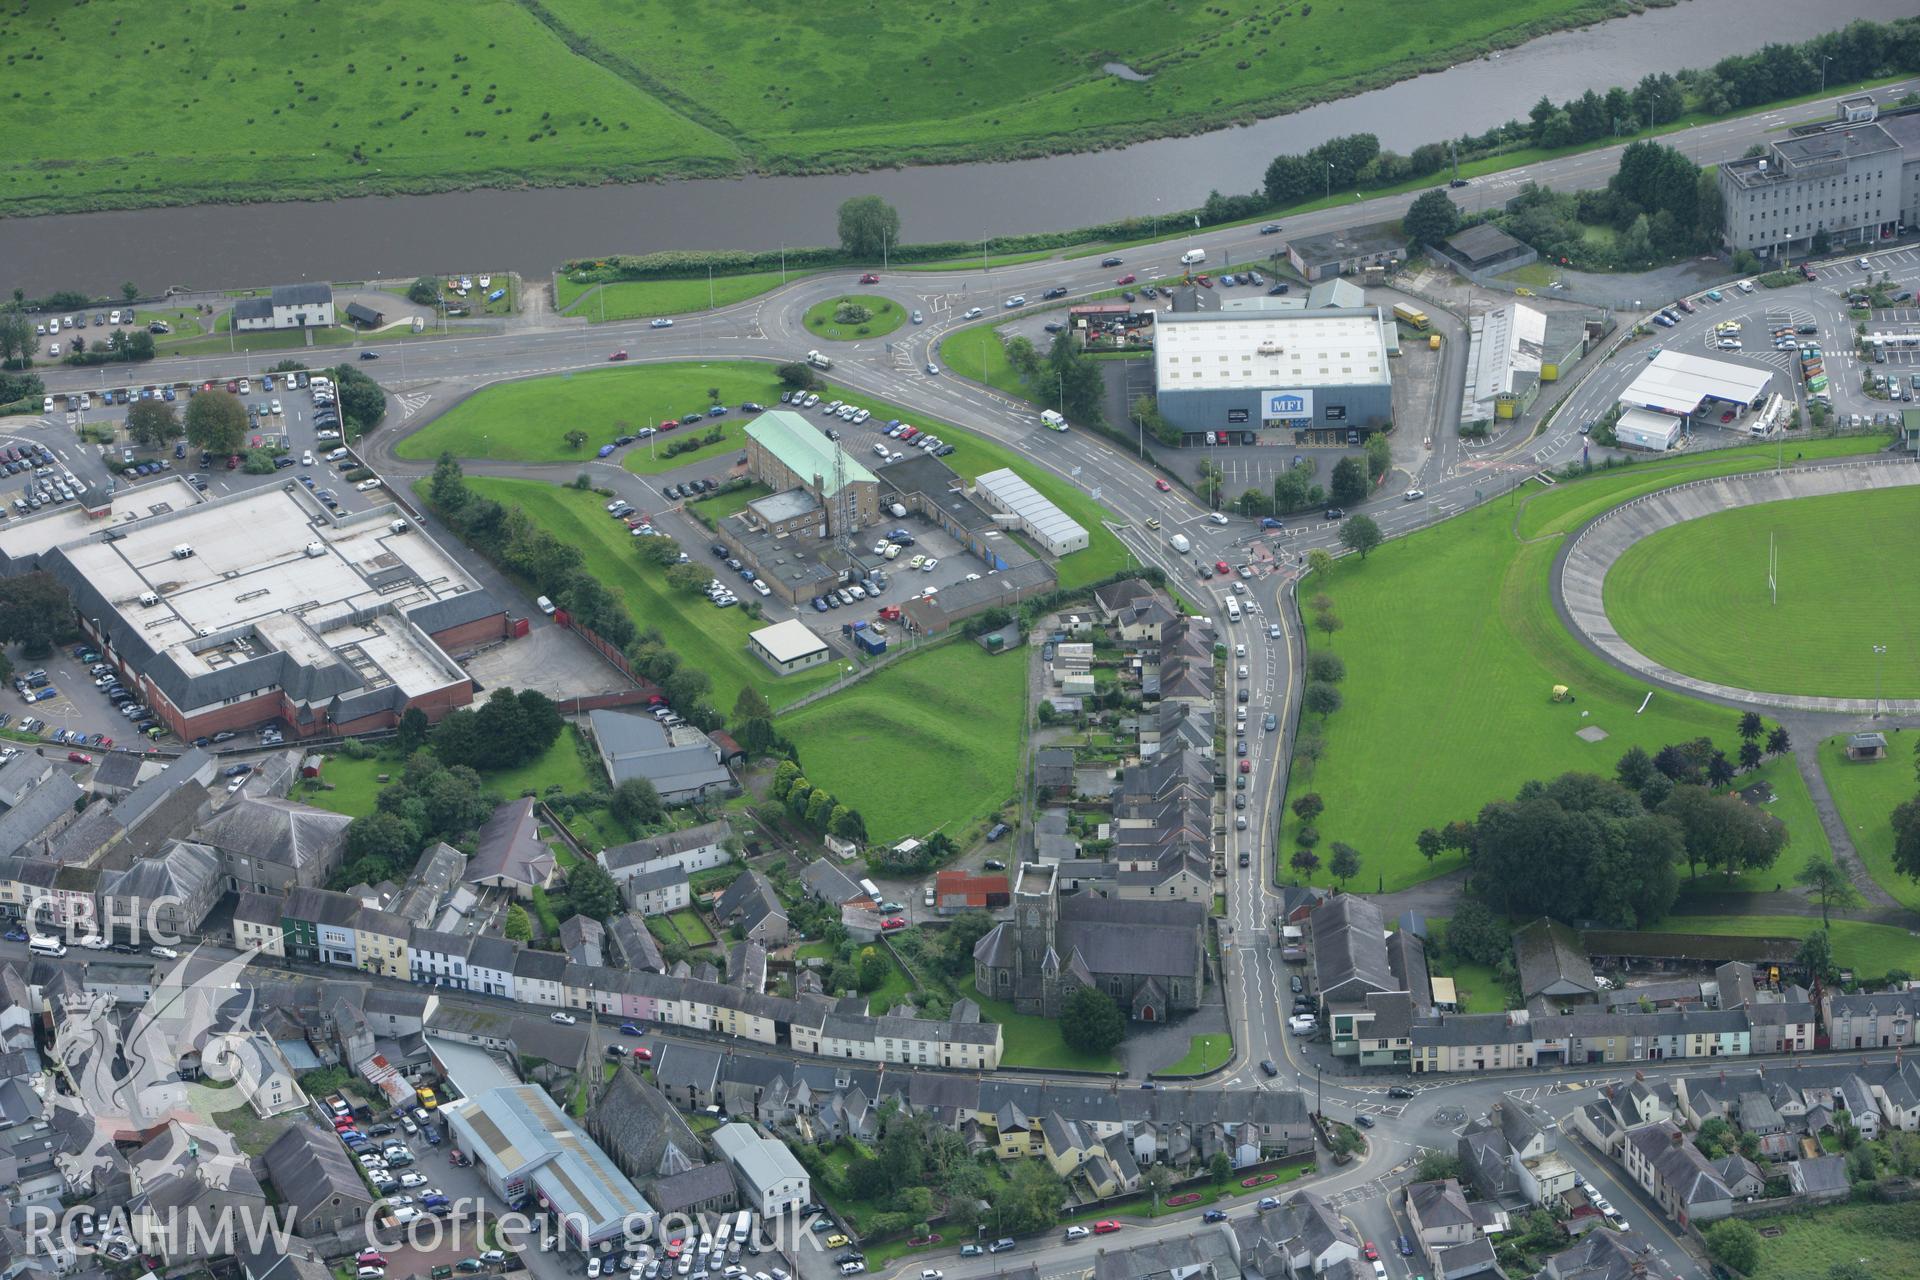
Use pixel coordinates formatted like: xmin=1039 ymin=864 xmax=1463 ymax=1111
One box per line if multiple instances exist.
xmin=1874 ymin=644 xmax=1888 ymax=718
xmin=1819 ymin=55 xmax=1833 ymax=95
xmin=1325 ymin=163 xmax=1334 ymax=206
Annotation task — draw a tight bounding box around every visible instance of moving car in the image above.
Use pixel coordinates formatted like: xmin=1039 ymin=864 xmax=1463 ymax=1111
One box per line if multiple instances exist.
xmin=609 ymin=350 xmax=628 ymax=361
xmin=650 ymin=318 xmax=674 ymax=328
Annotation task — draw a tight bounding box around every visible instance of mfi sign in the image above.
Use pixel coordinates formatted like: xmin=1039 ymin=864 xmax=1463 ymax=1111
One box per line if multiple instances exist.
xmin=1261 ymin=389 xmax=1315 ymax=420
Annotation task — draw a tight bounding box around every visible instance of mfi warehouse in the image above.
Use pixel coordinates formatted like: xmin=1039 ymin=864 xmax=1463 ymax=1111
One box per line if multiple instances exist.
xmin=1153 ymin=309 xmax=1393 ymax=446
xmin=1614 ymin=350 xmax=1775 ymax=451
xmin=0 ymin=483 xmax=502 ymax=740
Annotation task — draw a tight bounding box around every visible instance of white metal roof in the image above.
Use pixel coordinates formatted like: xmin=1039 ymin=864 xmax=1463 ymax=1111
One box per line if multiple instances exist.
xmin=974 ymin=468 xmax=1087 ymax=549
xmin=1619 ymin=350 xmax=1772 ymax=416
xmin=1615 ymin=407 xmax=1681 ymax=447
xmin=1155 ymin=311 xmax=1390 ymax=390
xmin=750 ymin=617 xmax=829 ymax=664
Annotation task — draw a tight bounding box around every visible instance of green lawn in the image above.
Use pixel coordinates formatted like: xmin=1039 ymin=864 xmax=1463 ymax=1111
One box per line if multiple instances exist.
xmin=780 ymin=642 xmax=1024 ymax=843
xmin=459 ymin=477 xmax=841 ymax=713
xmin=397 ymin=362 xmax=783 ymax=462
xmin=1743 ymin=1204 xmax=1920 ymax=1280
xmin=1424 ymin=922 xmax=1511 ymax=1013
xmin=298 ymin=726 xmax=604 ymax=819
xmin=802 ymin=295 xmax=907 ymax=342
xmin=1284 ymin=439 xmax=1886 ymax=892
xmin=1605 ymin=486 xmax=1920 ymax=700
xmin=1649 ymin=914 xmax=1920 ymax=979
xmin=556 ymin=272 xmax=803 ymax=321
xmin=938 ymin=323 xmax=1030 ymax=399
xmin=692 ymin=482 xmax=773 ymax=521
xmin=667 ymin=908 xmax=715 ymax=946
xmin=623 ymin=423 xmax=745 ymax=476
xmin=1162 ymin=1034 xmax=1233 ymax=1075
xmin=1818 ymin=735 xmax=1920 ymax=912
xmin=972 ymin=994 xmax=1122 ymax=1073
xmin=861 ymin=945 xmax=918 ymax=1015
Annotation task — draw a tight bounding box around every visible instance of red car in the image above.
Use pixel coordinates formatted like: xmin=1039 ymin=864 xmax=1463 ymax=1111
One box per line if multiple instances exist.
xmin=882 ymin=917 xmax=907 ymax=931
xmin=1239 ymin=759 xmax=1252 ymax=774
xmin=1115 ymin=273 xmax=1137 ymax=286
xmin=1094 ymin=1221 xmax=1122 ymax=1236
xmin=67 ymin=752 xmax=93 ymax=765
xmin=97 ymin=737 xmax=112 ymax=749
xmin=1216 ymin=560 xmax=1230 ymax=575
xmin=1364 ymin=1244 xmax=1379 ymax=1262
xmin=1155 ymin=478 xmax=1172 ymax=492
xmin=633 ymin=1046 xmax=654 ymax=1061
xmin=225 ymin=380 xmax=238 ymax=393
xmin=1720 ymin=409 xmax=1735 ymax=423
xmin=358 ymin=1253 xmax=388 ymax=1268
xmin=609 ymin=350 xmax=629 ymax=361
xmin=859 ymin=273 xmax=881 ymax=284
xmin=225 ymin=454 xmax=241 ymax=469
xmin=1195 ymin=274 xmax=1213 ymax=288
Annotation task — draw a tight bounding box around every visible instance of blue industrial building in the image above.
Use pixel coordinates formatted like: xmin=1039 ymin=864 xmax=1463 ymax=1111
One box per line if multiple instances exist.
xmin=1153 ymin=309 xmax=1395 ymax=447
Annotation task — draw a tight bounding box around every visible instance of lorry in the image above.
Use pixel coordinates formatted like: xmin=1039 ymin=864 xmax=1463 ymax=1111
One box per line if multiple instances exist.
xmin=1180 ymin=248 xmax=1207 ymax=266
xmin=806 ymin=350 xmax=834 ymax=370
xmin=1169 ymin=533 xmax=1191 ymax=554
xmin=1392 ymin=303 xmax=1430 ymax=330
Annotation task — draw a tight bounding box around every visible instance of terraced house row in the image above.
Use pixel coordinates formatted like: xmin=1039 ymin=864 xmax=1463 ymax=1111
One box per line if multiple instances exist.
xmin=230 ymin=884 xmax=1003 ymax=1070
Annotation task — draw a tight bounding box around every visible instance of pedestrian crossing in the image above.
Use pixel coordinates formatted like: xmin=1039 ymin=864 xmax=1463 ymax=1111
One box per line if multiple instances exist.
xmin=397 ymin=391 xmax=433 ymax=419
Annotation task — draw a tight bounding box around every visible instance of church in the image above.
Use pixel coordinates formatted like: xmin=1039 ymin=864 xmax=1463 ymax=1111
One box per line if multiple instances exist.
xmin=972 ymin=862 xmax=1206 ymax=1021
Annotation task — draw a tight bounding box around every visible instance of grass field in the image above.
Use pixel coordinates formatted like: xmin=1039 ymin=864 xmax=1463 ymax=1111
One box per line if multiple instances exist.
xmin=1605 ymin=486 xmax=1920 ymax=699
xmin=556 ymin=272 xmax=803 ymax=321
xmin=1743 ymin=1204 xmax=1920 ymax=1280
xmin=938 ymin=324 xmax=1030 ymax=400
xmin=1283 ymin=439 xmax=1885 ymax=893
xmin=298 ymin=727 xmax=600 ymax=819
xmin=397 ymin=362 xmax=782 ymax=462
xmin=1162 ymin=1034 xmax=1233 ymax=1075
xmin=779 ymin=642 xmax=1025 ymax=844
xmin=973 ymin=994 xmax=1122 ymax=1073
xmin=1817 ymin=734 xmax=1920 ymax=912
xmin=459 ymin=477 xmax=841 ymax=713
xmin=1648 ymin=914 xmax=1920 ymax=979
xmin=0 ymin=0 xmax=1652 ymax=216
xmin=802 ymin=295 xmax=907 ymax=342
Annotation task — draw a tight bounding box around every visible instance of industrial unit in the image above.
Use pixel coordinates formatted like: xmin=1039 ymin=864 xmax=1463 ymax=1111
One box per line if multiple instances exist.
xmin=1614 ymin=350 xmax=1775 ymax=451
xmin=1152 ymin=309 xmax=1393 ymax=446
xmin=970 ymin=468 xmax=1089 ymax=557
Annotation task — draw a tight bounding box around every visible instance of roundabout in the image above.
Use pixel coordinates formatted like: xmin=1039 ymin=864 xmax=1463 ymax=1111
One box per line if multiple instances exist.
xmin=1557 ymin=458 xmax=1920 ymax=714
xmin=801 ymin=293 xmax=907 ymax=341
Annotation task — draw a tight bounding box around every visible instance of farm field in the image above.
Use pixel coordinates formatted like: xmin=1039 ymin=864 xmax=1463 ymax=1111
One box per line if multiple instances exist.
xmin=458 ymin=477 xmax=841 ymax=713
xmin=556 ymin=272 xmax=804 ymax=321
xmin=1282 ymin=439 xmax=1883 ymax=893
xmin=0 ymin=0 xmax=1642 ymax=215
xmin=779 ymin=642 xmax=1025 ymax=845
xmin=396 ymin=362 xmax=783 ymax=462
xmin=1816 ymin=735 xmax=1920 ymax=912
xmin=1604 ymin=487 xmax=1920 ymax=699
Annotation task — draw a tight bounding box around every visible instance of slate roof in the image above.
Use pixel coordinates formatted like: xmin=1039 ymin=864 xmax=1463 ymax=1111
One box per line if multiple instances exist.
xmin=1311 ymin=896 xmax=1396 ymax=1003
xmin=197 ymin=795 xmax=350 ymax=874
xmin=602 ymin=820 xmax=734 ymax=870
xmin=261 ymin=1123 xmax=374 ymax=1226
xmin=714 ymin=870 xmax=784 ymax=934
xmin=1789 ymin=1154 xmax=1848 ymax=1195
xmin=1055 ymin=893 xmax=1205 ymax=979
xmin=468 ymin=797 xmax=557 ymax=889
xmin=797 ymin=859 xmax=862 ymax=905
xmin=1409 ymin=1178 xmax=1474 ymax=1228
xmin=272 ymin=283 xmax=333 ymax=307
xmin=0 ymin=774 xmax=83 ymax=852
xmin=588 ymin=711 xmax=732 ymax=796
xmin=608 ymin=913 xmax=665 ymax=973
xmin=648 ymin=1162 xmax=737 ymax=1215
xmin=102 ymin=840 xmax=222 ymax=905
xmin=588 ymin=1066 xmax=705 ymax=1181
xmin=626 ymin=863 xmax=690 ymax=896
xmin=91 ymin=752 xmax=144 ymax=792
xmin=1513 ymin=918 xmax=1600 ymax=1000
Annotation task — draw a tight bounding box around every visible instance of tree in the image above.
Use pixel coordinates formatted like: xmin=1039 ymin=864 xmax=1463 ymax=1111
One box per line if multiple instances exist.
xmin=1060 ymin=986 xmax=1125 ymax=1055
xmin=1328 ymin=842 xmax=1361 ymax=889
xmin=1417 ymin=827 xmax=1444 ymax=867
xmin=837 ymin=196 xmax=901 ymax=260
xmin=1706 ymin=751 xmax=1736 ymax=789
xmin=805 ymin=788 xmax=834 ymax=828
xmin=503 ymin=904 xmax=533 ymax=942
xmin=1311 ymin=611 xmax=1344 ymax=643
xmin=1339 ymin=514 xmax=1383 ymax=560
xmin=1892 ymin=795 xmax=1920 ymax=883
xmin=732 ymin=685 xmax=772 ymax=725
xmin=1329 ymin=456 xmax=1368 ymax=505
xmin=1766 ymin=725 xmax=1791 ymax=757
xmin=1289 ymin=850 xmax=1321 ymax=879
xmin=1403 ymin=188 xmax=1461 ymax=246
xmin=1363 ymin=432 xmax=1392 ymax=483
xmin=243 ymin=448 xmax=279 ymax=474
xmin=1306 ymin=548 xmax=1334 ymax=579
xmin=1738 ymin=711 xmax=1764 ymax=742
xmin=121 ymin=282 xmax=139 ymax=303
xmin=1615 ymin=745 xmax=1655 ymax=793
xmin=567 ymin=860 xmax=622 ymax=922
xmin=564 ymin=429 xmax=588 ymax=451
xmin=0 ymin=572 xmax=72 ymax=658
xmin=407 ymin=277 xmax=442 ymax=307
xmin=1795 ymin=856 xmax=1861 ymax=927
xmin=1444 ymin=900 xmax=1511 ymax=967
xmin=830 ymin=805 xmax=867 ymax=842
xmin=1416 ymin=1150 xmax=1463 ymax=1182
xmin=1208 ymin=1152 xmax=1234 ymax=1184
xmin=395 ymin=706 xmax=430 ymax=755
xmin=343 ymin=809 xmax=418 ymax=870
xmin=1302 ymin=682 xmax=1343 ymax=717
xmin=774 ymin=362 xmax=818 ymax=390
xmin=1738 ymin=740 xmax=1763 ymax=772
xmin=610 ymin=777 xmax=665 ymax=830
xmin=125 ymin=398 xmax=182 ymax=447
xmin=1144 ymin=1164 xmax=1174 ymax=1209
xmin=856 ymin=947 xmax=890 ymax=993
xmin=184 ymin=388 xmax=248 ymax=455
xmin=1705 ymin=1222 xmax=1760 ymax=1275
xmin=1292 ymin=793 xmax=1324 ymax=824
xmin=329 ymin=364 xmax=388 ymax=436
xmin=1306 ymin=652 xmax=1346 ymax=683
xmin=1796 ymin=928 xmax=1835 ymax=985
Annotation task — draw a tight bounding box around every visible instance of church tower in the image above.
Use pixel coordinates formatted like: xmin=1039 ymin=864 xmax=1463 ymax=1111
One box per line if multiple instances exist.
xmin=1010 ymin=862 xmax=1058 ymax=1013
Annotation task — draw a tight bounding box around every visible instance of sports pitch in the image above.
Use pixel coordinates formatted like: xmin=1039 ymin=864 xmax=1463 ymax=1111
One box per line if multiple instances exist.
xmin=1603 ymin=487 xmax=1920 ymax=700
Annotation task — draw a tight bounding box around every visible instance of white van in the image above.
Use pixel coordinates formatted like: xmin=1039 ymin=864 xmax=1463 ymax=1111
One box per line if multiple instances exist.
xmin=535 ymin=596 xmax=556 ymax=616
xmin=28 ymin=937 xmax=67 ymax=958
xmin=327 ymin=447 xmax=350 ymax=462
xmin=1181 ymin=248 xmax=1207 ymax=266
xmin=1225 ymin=599 xmax=1242 ymax=623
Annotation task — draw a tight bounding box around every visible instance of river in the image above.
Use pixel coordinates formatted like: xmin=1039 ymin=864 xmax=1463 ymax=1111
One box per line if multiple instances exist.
xmin=1 ymin=0 xmax=1909 ymax=294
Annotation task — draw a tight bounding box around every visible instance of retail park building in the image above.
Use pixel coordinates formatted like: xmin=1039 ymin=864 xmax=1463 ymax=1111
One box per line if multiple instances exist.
xmin=0 ymin=480 xmax=502 ymax=741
